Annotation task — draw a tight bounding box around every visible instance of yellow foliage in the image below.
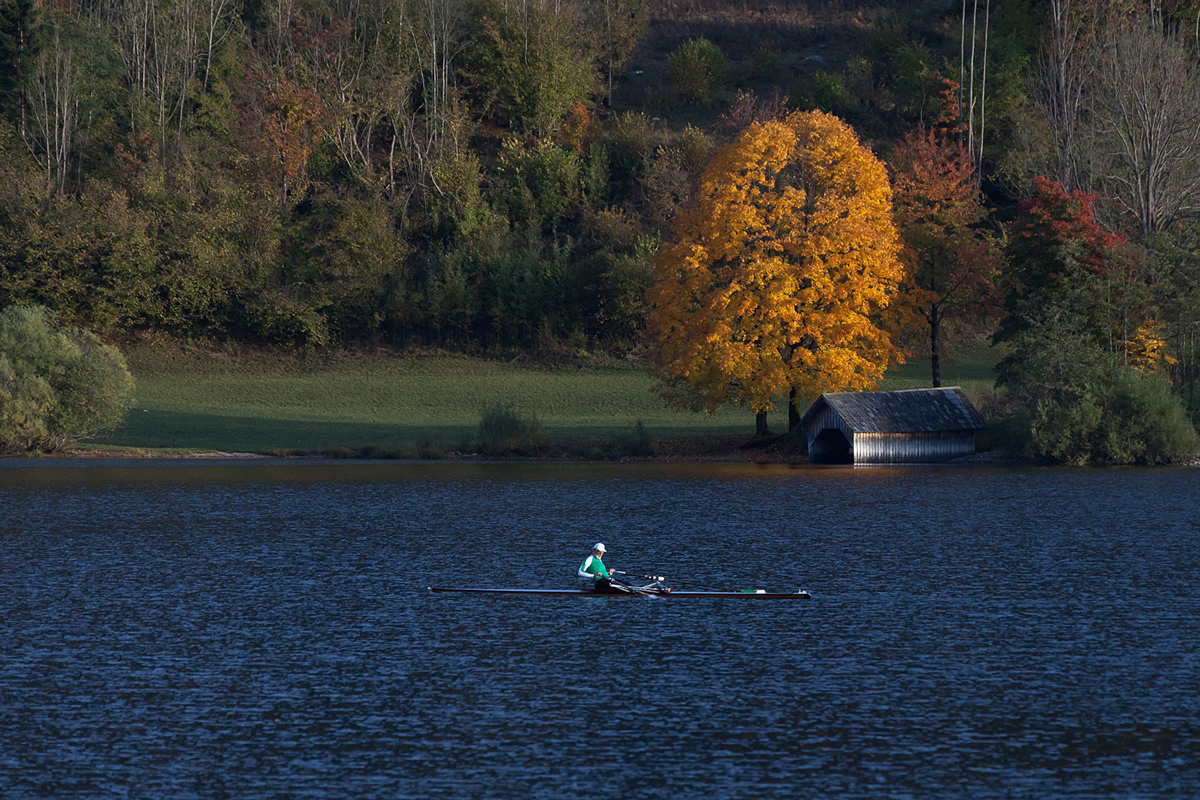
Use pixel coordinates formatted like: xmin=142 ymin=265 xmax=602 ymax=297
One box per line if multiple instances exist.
xmin=1126 ymin=318 xmax=1176 ymax=374
xmin=648 ymin=110 xmax=905 ymax=413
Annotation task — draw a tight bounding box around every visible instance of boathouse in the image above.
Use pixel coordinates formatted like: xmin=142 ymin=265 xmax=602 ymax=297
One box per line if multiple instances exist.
xmin=797 ymin=387 xmax=986 ymax=464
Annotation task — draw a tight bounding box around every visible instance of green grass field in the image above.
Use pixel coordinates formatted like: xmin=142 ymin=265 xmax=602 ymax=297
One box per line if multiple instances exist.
xmin=89 ymin=345 xmax=1000 ymax=455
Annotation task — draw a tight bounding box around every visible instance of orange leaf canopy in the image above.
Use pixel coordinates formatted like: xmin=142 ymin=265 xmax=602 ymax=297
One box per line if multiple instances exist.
xmin=649 ymin=110 xmax=905 ymax=412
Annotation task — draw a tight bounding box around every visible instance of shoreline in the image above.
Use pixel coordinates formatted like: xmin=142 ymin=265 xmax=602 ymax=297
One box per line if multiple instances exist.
xmin=16 ymin=440 xmax=1034 ymax=467
xmin=7 ymin=451 xmax=1195 ymax=467
xmin=11 ymin=431 xmax=1194 ymax=468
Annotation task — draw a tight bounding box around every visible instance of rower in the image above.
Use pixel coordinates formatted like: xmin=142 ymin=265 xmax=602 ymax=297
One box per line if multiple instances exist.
xmin=577 ymin=542 xmax=627 ymax=594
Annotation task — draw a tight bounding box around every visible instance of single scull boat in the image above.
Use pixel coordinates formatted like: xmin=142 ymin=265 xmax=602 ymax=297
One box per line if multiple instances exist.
xmin=431 ymin=571 xmax=811 ymax=599
xmin=429 ymin=587 xmax=811 ymax=599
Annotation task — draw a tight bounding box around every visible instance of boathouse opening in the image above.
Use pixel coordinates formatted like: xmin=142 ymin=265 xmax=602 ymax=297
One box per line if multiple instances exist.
xmin=810 ymin=428 xmax=852 ymax=464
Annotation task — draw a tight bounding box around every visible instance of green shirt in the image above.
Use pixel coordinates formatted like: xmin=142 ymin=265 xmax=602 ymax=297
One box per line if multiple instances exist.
xmin=578 ymin=554 xmax=610 ymax=581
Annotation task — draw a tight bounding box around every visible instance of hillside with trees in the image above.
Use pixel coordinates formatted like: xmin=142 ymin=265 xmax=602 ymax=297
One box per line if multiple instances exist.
xmin=1 ymin=0 xmax=1199 ymax=461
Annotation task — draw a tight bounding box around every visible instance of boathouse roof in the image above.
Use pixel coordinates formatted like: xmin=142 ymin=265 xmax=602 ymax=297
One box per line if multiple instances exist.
xmin=798 ymin=387 xmax=986 ymax=434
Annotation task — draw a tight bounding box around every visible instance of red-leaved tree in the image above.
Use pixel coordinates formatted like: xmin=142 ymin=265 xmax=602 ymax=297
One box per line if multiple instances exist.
xmin=236 ymin=61 xmax=329 ymax=210
xmin=889 ymin=125 xmax=999 ymax=387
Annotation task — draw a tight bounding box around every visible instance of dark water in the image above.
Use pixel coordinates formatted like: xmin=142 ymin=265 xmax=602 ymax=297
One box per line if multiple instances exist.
xmin=1 ymin=460 xmax=1198 ymax=799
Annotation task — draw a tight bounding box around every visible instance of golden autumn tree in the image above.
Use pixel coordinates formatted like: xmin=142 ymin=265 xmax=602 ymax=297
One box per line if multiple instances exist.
xmin=648 ymin=110 xmax=906 ymax=435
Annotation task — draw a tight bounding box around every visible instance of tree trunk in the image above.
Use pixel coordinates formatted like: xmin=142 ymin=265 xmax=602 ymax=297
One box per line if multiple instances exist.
xmin=967 ymin=0 xmax=978 ymax=156
xmin=930 ymin=304 xmax=942 ymax=388
xmin=15 ymin=3 xmax=28 ymax=141
xmin=788 ymin=387 xmax=801 ymax=432
xmin=604 ymin=0 xmax=613 ymax=107
xmin=755 ymin=411 xmax=771 ymax=437
xmin=959 ymin=0 xmax=966 ymax=145
xmin=977 ymin=0 xmax=989 ymax=179
xmin=29 ymin=20 xmax=77 ymax=195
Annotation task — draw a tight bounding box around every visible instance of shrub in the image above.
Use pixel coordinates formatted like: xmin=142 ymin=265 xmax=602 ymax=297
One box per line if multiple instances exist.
xmin=672 ymin=124 xmax=716 ymax=174
xmin=797 ymin=71 xmax=853 ymax=114
xmin=0 ymin=305 xmax=135 ymax=454
xmin=1024 ymin=367 xmax=1199 ymax=465
xmin=667 ymin=38 xmax=729 ymax=103
xmin=241 ymin=292 xmax=331 ymax=349
xmin=415 ymin=435 xmax=443 ymax=460
xmin=586 ymin=207 xmax=642 ymax=252
xmin=478 ymin=401 xmax=548 ymax=455
xmin=607 ymin=421 xmax=653 ymax=458
xmin=497 ymin=138 xmax=583 ymax=226
xmin=748 ymin=39 xmax=782 ymax=80
xmin=601 ymin=112 xmax=664 ymax=191
xmin=599 ymin=253 xmax=654 ymax=343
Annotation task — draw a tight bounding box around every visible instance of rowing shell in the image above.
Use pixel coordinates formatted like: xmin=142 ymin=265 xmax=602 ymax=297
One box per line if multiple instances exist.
xmin=429 ymin=587 xmax=811 ymax=599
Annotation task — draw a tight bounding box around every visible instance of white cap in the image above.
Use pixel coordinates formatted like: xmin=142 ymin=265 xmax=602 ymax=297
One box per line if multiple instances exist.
xmin=593 ymin=542 xmax=607 ymax=553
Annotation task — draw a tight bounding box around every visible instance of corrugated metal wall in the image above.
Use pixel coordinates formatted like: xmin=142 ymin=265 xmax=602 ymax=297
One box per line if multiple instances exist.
xmin=852 ymin=432 xmax=977 ymax=463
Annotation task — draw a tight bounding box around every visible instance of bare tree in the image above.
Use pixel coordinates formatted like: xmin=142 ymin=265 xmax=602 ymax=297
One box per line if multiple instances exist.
xmin=958 ymin=0 xmax=965 ymax=145
xmin=110 ymin=0 xmax=155 ymax=150
xmin=202 ymin=0 xmax=240 ymax=92
xmin=27 ymin=15 xmax=78 ymax=194
xmin=1092 ymin=19 xmax=1200 ymax=235
xmin=264 ymin=0 xmax=299 ymax=69
xmin=165 ymin=0 xmax=202 ymax=143
xmin=959 ymin=0 xmax=990 ymax=179
xmin=112 ymin=0 xmax=205 ymax=159
xmin=978 ymin=0 xmax=990 ymax=172
xmin=1029 ymin=0 xmax=1095 ymax=192
xmin=397 ymin=0 xmax=466 ymax=196
xmin=966 ymin=0 xmax=977 ymax=158
xmin=598 ymin=0 xmax=645 ymax=107
xmin=402 ymin=0 xmax=462 ymax=148
xmin=302 ymin=0 xmax=408 ymax=181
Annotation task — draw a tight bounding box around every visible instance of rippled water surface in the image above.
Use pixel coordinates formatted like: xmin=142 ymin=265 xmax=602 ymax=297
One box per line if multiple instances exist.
xmin=1 ymin=460 xmax=1198 ymax=799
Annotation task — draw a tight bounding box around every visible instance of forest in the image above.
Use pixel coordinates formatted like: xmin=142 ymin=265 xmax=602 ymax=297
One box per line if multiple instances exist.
xmin=2 ymin=0 xmax=1200 ymax=461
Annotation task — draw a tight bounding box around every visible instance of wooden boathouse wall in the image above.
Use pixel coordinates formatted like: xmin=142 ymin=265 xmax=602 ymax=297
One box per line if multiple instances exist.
xmin=798 ymin=387 xmax=986 ymax=465
xmin=852 ymin=431 xmax=977 ymax=464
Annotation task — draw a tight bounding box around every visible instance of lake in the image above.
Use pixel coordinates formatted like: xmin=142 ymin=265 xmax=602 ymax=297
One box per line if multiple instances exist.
xmin=1 ymin=460 xmax=1198 ymax=798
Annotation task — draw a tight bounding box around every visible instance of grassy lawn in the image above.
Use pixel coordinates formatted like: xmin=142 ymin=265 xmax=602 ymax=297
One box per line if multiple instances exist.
xmin=90 ymin=344 xmax=1000 ymax=455
xmin=92 ymin=352 xmax=752 ymax=453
